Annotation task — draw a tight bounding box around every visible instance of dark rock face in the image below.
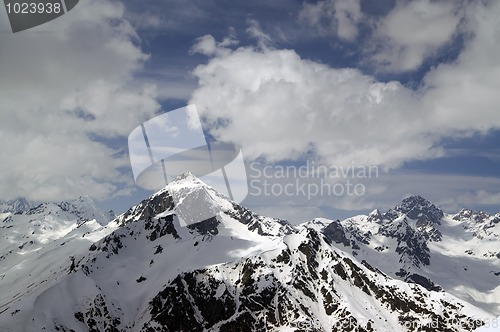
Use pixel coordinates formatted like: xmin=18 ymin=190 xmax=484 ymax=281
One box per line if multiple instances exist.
xmin=379 ymin=218 xmax=431 ymax=266
xmin=454 ymin=208 xmax=494 ymax=224
xmin=322 ymin=220 xmax=350 ymax=247
xmin=225 ymin=203 xmax=294 ymax=237
xmin=453 ymin=208 xmax=474 ymax=221
xmin=393 ymin=195 xmax=444 ymax=225
xmin=145 ymin=215 xmax=180 ymax=240
xmin=367 ymin=209 xmax=383 ymax=223
xmin=407 ymin=273 xmax=442 ymax=292
xmin=60 ymin=294 xmax=122 ymax=332
xmin=5 ymin=183 xmax=490 ymax=332
xmin=382 ymin=196 xmax=444 ymax=241
xmin=119 ymin=191 xmax=175 ymax=226
xmin=383 ymin=209 xmax=400 ymax=221
xmin=88 ymin=214 xmax=181 ymax=258
xmin=187 ymin=216 xmax=219 ymax=236
xmin=140 ymin=228 xmax=482 ymax=332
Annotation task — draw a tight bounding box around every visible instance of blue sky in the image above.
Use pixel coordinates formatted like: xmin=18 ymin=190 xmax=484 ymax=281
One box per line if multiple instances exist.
xmin=1 ymin=0 xmax=499 ymax=222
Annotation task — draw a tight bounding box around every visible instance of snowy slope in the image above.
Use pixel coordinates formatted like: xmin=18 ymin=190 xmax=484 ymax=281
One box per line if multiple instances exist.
xmin=140 ymin=226 xmax=491 ymax=331
xmin=0 ymin=179 xmax=498 ymax=331
xmin=0 ymin=173 xmax=294 ymax=331
xmin=0 ymin=198 xmax=32 ymax=215
xmin=0 ymin=196 xmax=114 ymax=269
xmin=306 ymin=196 xmax=500 ymax=316
xmin=0 ymin=196 xmax=117 ymax=326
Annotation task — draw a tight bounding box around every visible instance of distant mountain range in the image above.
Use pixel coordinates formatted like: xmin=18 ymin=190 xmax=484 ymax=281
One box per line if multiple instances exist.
xmin=0 ymin=174 xmax=498 ymax=331
xmin=0 ymin=197 xmax=33 ymax=215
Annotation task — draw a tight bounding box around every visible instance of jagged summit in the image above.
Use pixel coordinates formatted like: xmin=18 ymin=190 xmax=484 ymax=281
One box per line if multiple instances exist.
xmin=0 ymin=197 xmax=32 ymax=214
xmin=1 ymin=179 xmax=499 ymax=331
xmin=4 ymin=189 xmax=492 ymax=332
xmin=21 ymin=196 xmax=112 ymax=226
xmin=390 ymin=195 xmax=444 ymax=224
xmin=117 ymin=171 xmax=293 ymax=239
xmin=59 ymin=195 xmax=112 ymax=225
xmin=170 ymin=171 xmax=199 ymax=184
xmin=453 ymin=208 xmax=492 ymax=223
xmin=119 ymin=172 xmax=227 ymax=227
xmin=155 ymin=172 xmax=210 ymax=194
xmin=367 ymin=208 xmax=383 ymax=222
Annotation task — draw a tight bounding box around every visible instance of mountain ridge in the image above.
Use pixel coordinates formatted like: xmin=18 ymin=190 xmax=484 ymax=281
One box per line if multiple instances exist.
xmin=0 ymin=174 xmax=498 ymax=331
xmin=306 ymin=194 xmax=500 ymax=316
xmin=0 ymin=197 xmax=32 ymax=215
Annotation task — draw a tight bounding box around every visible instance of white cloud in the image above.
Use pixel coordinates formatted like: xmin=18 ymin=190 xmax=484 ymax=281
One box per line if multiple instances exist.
xmin=299 ymin=0 xmax=362 ymax=41
xmin=421 ymin=1 xmax=500 ymax=136
xmin=246 ymin=19 xmax=273 ymax=49
xmin=0 ymin=0 xmax=160 ymax=201
xmin=187 ymin=3 xmax=500 ymax=217
xmin=127 ymin=11 xmax=164 ymax=29
xmin=369 ymin=0 xmax=462 ymax=72
xmin=189 ymin=1 xmax=500 ymax=174
xmin=299 ymin=0 xmax=464 ymax=73
xmin=243 ymin=170 xmax=500 ymax=223
xmin=456 ymin=190 xmax=500 ymax=207
xmin=386 ymin=173 xmax=500 ymax=214
xmin=359 ymin=172 xmax=500 ymax=213
xmin=189 ymin=37 xmax=439 ymax=169
xmin=247 ymin=204 xmax=327 ymax=224
xmin=190 ymin=34 xmax=239 ymax=57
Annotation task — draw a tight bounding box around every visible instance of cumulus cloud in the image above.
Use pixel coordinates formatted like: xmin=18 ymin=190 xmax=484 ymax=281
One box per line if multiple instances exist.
xmin=0 ymin=0 xmax=160 ymax=201
xmin=189 ymin=34 xmax=239 ymax=57
xmin=246 ymin=19 xmax=273 ymax=49
xmin=2 ymin=0 xmax=498 ymax=216
xmin=299 ymin=0 xmax=363 ymax=41
xmin=368 ymin=0 xmax=462 ymax=72
xmin=299 ymin=0 xmax=464 ymax=73
xmin=421 ymin=1 xmax=500 ymax=136
xmin=363 ymin=173 xmax=500 ymax=213
xmin=244 ymin=171 xmax=500 ymax=223
xmin=385 ymin=174 xmax=500 ymax=214
xmin=189 ymin=1 xmax=500 ymax=209
xmin=189 ymin=37 xmax=437 ymax=169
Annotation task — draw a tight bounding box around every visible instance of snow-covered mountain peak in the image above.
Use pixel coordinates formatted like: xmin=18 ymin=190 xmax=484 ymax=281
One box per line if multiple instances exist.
xmin=1 ymin=196 xmax=111 ymax=226
xmin=377 ymin=195 xmax=444 ymax=246
xmin=57 ymin=195 xmax=112 ymax=226
xmin=169 ymin=171 xmax=201 ymax=185
xmin=116 ymin=172 xmax=293 ymax=243
xmin=367 ymin=208 xmax=383 ymax=222
xmin=1 ymin=185 xmax=499 ymax=331
xmin=0 ymin=195 xmax=117 ymax=323
xmin=454 ymin=208 xmax=474 ymax=220
xmin=393 ymin=195 xmax=444 ymax=224
xmin=0 ymin=197 xmax=32 ymax=214
xmin=155 ymin=171 xmax=210 ymax=198
xmin=0 ymin=195 xmax=113 ymax=260
xmin=453 ymin=208 xmax=492 ymax=223
xmin=140 ymin=172 xmax=234 ymax=227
